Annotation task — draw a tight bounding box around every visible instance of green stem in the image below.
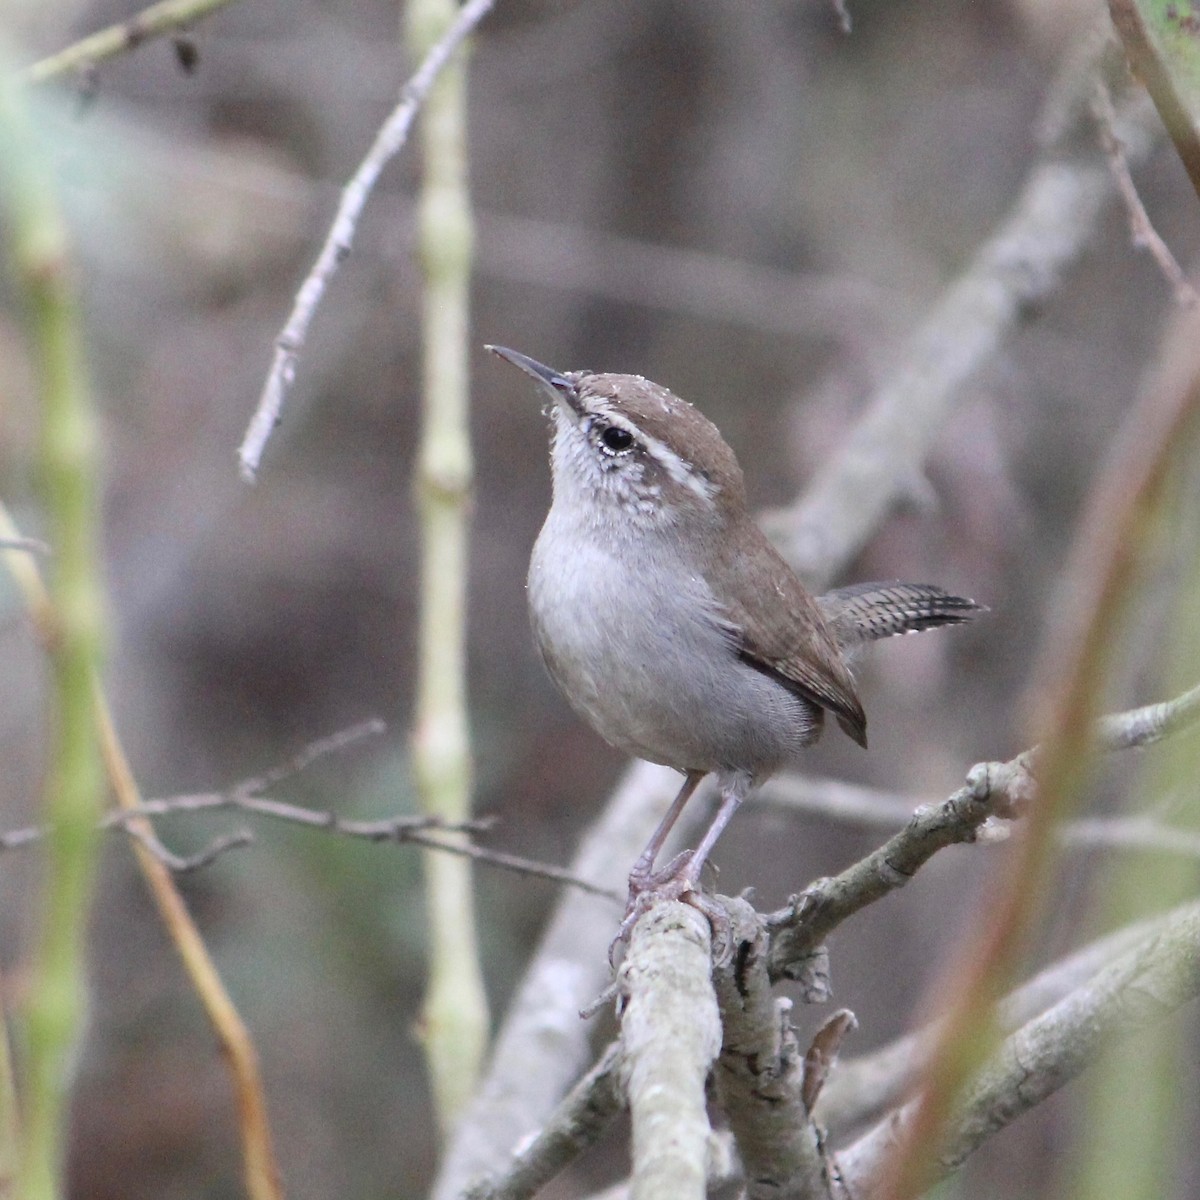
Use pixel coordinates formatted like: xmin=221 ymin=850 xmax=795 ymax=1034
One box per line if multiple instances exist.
xmin=0 ymin=63 xmax=105 ymax=1200
xmin=28 ymin=0 xmax=242 ymax=84
xmin=407 ymin=0 xmax=488 ymax=1137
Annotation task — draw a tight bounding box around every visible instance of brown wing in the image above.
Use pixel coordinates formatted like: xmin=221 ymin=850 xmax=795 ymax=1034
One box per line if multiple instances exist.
xmin=711 ymin=518 xmax=868 ymax=748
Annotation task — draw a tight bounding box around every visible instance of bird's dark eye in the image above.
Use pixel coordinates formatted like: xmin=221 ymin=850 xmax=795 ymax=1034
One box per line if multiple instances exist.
xmin=600 ymin=425 xmax=634 ymax=453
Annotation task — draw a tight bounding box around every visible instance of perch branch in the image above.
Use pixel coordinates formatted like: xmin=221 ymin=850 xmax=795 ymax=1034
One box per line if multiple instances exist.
xmin=712 ymin=900 xmax=831 ymax=1200
xmin=618 ymin=902 xmax=721 ymax=1200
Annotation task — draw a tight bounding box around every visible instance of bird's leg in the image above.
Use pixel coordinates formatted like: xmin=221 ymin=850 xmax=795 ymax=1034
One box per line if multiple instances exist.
xmin=674 ymin=773 xmax=750 ymax=891
xmin=627 ymin=769 xmax=706 ymax=893
xmin=615 ymin=773 xmax=750 ymax=963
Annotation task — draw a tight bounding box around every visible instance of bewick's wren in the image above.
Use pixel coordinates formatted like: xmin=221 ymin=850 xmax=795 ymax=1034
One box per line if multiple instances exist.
xmin=488 ymin=345 xmax=981 ymax=938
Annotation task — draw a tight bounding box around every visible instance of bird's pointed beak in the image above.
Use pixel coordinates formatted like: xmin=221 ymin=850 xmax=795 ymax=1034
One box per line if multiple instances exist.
xmin=485 ymin=345 xmax=583 ymax=419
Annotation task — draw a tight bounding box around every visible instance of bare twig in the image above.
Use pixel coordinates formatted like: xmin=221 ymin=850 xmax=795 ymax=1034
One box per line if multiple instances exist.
xmin=757 ymin=678 xmax=1200 ymax=858
xmin=1109 ymin=0 xmax=1200 ymax=203
xmin=0 ymin=713 xmax=621 ymax=899
xmin=1091 ymin=78 xmax=1198 ymax=306
xmin=237 ymin=0 xmax=495 ymax=480
xmin=463 ymin=1043 xmax=626 ymax=1200
xmin=764 ymin=766 xmax=1007 ymax=983
xmin=123 ymin=823 xmax=254 ymax=873
xmin=763 ymin=771 xmax=1200 ymax=859
xmin=26 ymin=0 xmax=240 ymax=84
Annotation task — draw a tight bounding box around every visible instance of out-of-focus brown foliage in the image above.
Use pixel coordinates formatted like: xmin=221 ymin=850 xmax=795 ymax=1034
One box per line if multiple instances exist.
xmin=0 ymin=1 xmax=1196 ymax=1197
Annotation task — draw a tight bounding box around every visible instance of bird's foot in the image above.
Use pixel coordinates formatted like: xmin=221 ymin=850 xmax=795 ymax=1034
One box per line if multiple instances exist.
xmin=609 ymin=856 xmax=732 ymax=967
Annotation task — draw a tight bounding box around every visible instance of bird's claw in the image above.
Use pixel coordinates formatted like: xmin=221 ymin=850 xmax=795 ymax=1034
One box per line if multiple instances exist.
xmin=609 ymin=860 xmax=734 ymax=967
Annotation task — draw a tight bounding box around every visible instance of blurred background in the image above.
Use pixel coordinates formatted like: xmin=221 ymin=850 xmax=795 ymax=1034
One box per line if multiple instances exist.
xmin=1 ymin=0 xmax=1198 ymax=1196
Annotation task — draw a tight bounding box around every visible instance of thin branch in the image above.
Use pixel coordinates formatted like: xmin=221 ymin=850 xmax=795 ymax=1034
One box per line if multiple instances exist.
xmin=26 ymin=0 xmax=241 ymax=84
xmin=764 ymin=771 xmax=1200 ymax=859
xmin=1109 ymin=0 xmax=1200 ymax=203
xmin=764 ymin=675 xmax=1200 ymax=980
xmin=123 ymin=823 xmax=254 ymax=873
xmin=1093 ymin=678 xmax=1200 ymax=749
xmin=237 ymin=0 xmax=494 ymax=480
xmin=463 ymin=1043 xmax=626 ymax=1200
xmin=1091 ymin=77 xmax=1198 ymax=306
xmin=0 ymin=717 xmax=622 ymax=899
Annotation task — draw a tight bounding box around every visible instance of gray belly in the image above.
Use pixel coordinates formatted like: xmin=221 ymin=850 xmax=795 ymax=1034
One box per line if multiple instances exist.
xmin=527 ymin=526 xmax=820 ymax=778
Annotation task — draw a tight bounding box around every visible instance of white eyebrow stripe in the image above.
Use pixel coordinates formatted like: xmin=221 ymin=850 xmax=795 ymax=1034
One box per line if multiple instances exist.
xmin=595 ymin=406 xmax=717 ymax=504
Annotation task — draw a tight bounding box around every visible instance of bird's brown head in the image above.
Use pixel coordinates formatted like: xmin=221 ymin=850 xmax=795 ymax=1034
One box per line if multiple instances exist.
xmin=487 ymin=345 xmax=746 ymax=530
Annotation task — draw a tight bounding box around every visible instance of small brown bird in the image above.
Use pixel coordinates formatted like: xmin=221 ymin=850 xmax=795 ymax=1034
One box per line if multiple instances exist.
xmin=489 ymin=345 xmax=982 ymax=939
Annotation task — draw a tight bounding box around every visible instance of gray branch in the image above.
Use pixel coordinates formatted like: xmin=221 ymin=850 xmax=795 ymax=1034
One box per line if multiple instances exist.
xmin=617 ymin=902 xmax=721 ymax=1200
xmin=712 ymin=900 xmax=832 ymax=1200
xmin=834 ymin=899 xmax=1200 ymax=1197
xmin=462 ymin=1043 xmax=625 ymax=1200
xmin=432 ymin=764 xmax=706 ymax=1200
xmin=765 ymin=678 xmax=1200 ymax=980
xmin=814 ymin=907 xmax=1174 ymax=1134
xmin=767 ymin=55 xmax=1157 ymax=586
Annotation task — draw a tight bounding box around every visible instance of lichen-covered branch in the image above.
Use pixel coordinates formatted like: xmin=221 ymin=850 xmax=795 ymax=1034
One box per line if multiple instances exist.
xmin=764 ymin=674 xmax=1200 ymax=981
xmin=618 ymin=903 xmax=721 ymax=1200
xmin=712 ymin=900 xmax=830 ymax=1200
